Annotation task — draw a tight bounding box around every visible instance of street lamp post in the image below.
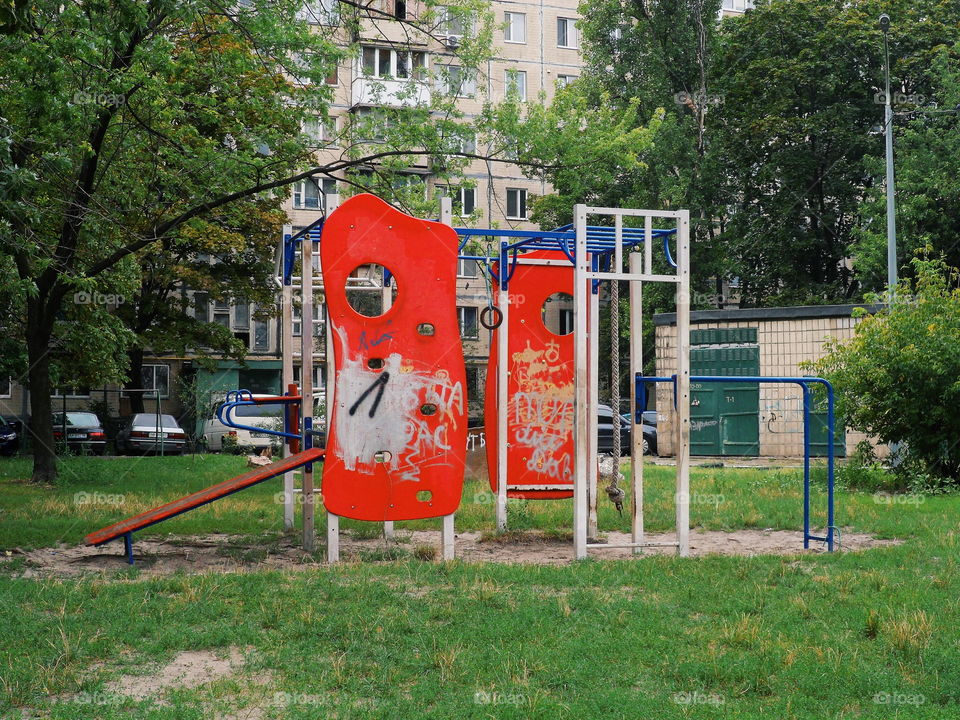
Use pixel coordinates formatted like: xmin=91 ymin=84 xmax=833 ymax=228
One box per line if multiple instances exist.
xmin=880 ymin=13 xmax=897 ymax=293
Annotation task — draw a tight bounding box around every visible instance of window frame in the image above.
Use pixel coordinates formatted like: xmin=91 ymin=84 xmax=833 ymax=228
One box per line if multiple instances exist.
xmin=293 ymin=176 xmax=338 ymax=210
xmin=557 ymin=17 xmax=579 ymax=49
xmin=504 ymin=69 xmax=527 ymax=101
xmin=141 ymin=364 xmax=171 ymax=400
xmin=457 ymin=306 xmax=480 ymax=339
xmin=503 ymin=11 xmax=526 ymax=43
xmin=506 ymin=187 xmax=528 ymax=220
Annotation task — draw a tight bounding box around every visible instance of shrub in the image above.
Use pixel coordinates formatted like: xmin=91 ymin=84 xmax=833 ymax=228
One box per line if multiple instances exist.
xmin=809 ymin=258 xmax=960 ymax=488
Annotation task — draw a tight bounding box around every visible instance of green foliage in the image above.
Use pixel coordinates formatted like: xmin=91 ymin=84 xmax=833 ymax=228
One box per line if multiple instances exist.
xmin=853 ymin=45 xmax=960 ymax=292
xmin=810 ymin=258 xmax=960 ymax=483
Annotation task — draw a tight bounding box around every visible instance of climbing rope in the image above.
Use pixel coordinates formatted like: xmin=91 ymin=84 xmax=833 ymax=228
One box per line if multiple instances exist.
xmin=605 ymin=258 xmax=625 ymax=515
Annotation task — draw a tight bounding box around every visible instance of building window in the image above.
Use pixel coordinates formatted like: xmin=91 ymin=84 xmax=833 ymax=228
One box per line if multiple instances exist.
xmin=443 ymin=8 xmax=473 ymax=37
xmin=253 ymin=320 xmax=270 ymax=351
xmin=460 ymin=132 xmax=476 ymax=154
xmin=293 ymin=177 xmax=337 ymax=209
xmin=557 ymin=74 xmax=577 ymax=89
xmin=303 ymin=116 xmax=337 ymax=147
xmin=722 ymin=0 xmax=754 ymax=11
xmin=559 ymin=309 xmax=574 ymax=335
xmin=361 ymin=46 xmax=426 ymax=80
xmin=141 ymin=364 xmax=170 ymax=399
xmin=506 ymin=188 xmax=527 ymax=220
xmin=437 ymin=65 xmax=476 ymax=97
xmin=438 ymin=185 xmax=476 ymax=216
xmin=293 ymin=364 xmax=326 ymax=390
xmin=557 ymin=17 xmax=578 ymax=48
xmin=505 ymin=69 xmax=526 ymax=101
xmin=457 ymin=258 xmax=480 ymax=278
xmin=234 ymin=303 xmax=250 ymax=330
xmin=458 ymin=306 xmax=479 ymax=339
xmin=0 ymin=377 xmax=9 ymax=398
xmin=352 ymin=107 xmax=396 ymax=142
xmin=504 ymin=11 xmax=525 ymax=43
xmin=292 ymin=304 xmax=323 ymax=337
xmin=213 ymin=301 xmax=231 ymax=328
xmin=298 ymin=0 xmax=338 ymax=24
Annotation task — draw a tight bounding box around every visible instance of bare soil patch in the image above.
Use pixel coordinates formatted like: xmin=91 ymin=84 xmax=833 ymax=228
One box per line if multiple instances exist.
xmin=13 ymin=528 xmax=901 ymax=578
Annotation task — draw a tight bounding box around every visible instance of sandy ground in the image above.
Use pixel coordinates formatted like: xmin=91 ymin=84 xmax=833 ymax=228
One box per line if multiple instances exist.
xmin=12 ymin=528 xmax=900 ymax=578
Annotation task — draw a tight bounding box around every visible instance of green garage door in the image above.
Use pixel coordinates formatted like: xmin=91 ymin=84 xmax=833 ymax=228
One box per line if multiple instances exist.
xmin=690 ymin=346 xmax=760 ymax=456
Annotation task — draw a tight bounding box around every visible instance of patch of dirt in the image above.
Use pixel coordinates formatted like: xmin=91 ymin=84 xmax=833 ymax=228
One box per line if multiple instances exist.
xmin=107 ymin=647 xmax=247 ymax=702
xmin=14 ymin=528 xmax=901 ymax=578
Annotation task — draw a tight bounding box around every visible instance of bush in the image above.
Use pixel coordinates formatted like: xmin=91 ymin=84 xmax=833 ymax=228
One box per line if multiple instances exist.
xmin=809 ymin=258 xmax=960 ymax=488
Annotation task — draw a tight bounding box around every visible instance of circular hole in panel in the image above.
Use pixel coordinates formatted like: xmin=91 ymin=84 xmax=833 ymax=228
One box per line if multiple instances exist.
xmin=420 ymin=403 xmax=438 ymax=416
xmin=345 ymin=264 xmax=399 ymax=318
xmin=367 ymin=358 xmax=385 ymax=370
xmin=417 ymin=323 xmax=435 ymax=336
xmin=374 ymin=450 xmax=392 ymax=463
xmin=416 ymin=490 xmax=433 ymax=502
xmin=541 ymin=292 xmax=574 ymax=336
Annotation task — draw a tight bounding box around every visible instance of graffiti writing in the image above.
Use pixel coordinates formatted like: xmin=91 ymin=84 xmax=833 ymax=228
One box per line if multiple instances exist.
xmin=349 ymin=372 xmax=389 ymax=418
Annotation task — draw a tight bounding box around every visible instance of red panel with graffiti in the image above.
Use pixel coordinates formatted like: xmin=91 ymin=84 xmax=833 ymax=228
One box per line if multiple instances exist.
xmin=484 ymin=251 xmax=575 ymax=499
xmin=321 ymin=194 xmax=467 ymax=521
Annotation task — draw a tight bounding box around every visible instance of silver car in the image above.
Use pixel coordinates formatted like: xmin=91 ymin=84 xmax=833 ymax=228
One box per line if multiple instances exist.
xmin=116 ymin=413 xmax=187 ymax=455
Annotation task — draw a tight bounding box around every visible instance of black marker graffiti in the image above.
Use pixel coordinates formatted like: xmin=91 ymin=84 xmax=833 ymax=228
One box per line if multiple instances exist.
xmin=349 ymin=372 xmax=390 ymax=418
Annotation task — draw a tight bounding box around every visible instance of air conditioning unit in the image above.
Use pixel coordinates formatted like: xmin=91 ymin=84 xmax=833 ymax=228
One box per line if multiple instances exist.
xmin=444 ymin=35 xmax=460 ymax=49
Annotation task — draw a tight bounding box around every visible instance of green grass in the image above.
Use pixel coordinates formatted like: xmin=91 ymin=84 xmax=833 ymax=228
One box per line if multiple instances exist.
xmin=1 ymin=455 xmax=958 ymax=717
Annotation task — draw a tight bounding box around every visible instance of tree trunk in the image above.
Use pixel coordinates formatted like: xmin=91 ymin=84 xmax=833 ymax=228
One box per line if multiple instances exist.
xmin=125 ymin=347 xmax=146 ymax=414
xmin=27 ymin=299 xmax=58 ymax=484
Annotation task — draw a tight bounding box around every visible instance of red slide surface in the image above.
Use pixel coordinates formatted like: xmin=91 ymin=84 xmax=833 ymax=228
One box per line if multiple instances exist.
xmin=84 ymin=448 xmax=325 ymax=546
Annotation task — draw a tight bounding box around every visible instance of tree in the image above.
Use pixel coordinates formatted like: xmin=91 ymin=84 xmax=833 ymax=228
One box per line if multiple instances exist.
xmin=811 ymin=257 xmax=960 ymax=483
xmin=0 ymin=0 xmax=504 ymax=483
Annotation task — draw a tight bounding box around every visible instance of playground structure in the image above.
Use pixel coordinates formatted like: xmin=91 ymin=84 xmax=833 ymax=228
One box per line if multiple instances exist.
xmin=86 ymin=193 xmax=837 ymax=563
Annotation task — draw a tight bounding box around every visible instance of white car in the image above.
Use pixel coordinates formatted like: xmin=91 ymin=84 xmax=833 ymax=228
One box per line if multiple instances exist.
xmin=203 ymin=395 xmax=288 ymax=451
xmin=203 ymin=395 xmax=325 ymax=451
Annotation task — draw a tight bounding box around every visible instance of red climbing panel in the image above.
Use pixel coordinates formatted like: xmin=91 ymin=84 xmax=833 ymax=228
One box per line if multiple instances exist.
xmin=320 ymin=194 xmax=467 ymax=521
xmin=485 ymin=251 xmax=575 ymax=499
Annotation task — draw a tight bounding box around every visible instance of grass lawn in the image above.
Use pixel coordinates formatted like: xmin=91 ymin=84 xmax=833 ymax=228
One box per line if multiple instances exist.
xmin=0 ymin=454 xmax=958 ymax=718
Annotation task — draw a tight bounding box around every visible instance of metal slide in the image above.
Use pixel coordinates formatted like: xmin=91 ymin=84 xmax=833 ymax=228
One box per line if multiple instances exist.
xmin=84 ymin=447 xmax=325 ymax=563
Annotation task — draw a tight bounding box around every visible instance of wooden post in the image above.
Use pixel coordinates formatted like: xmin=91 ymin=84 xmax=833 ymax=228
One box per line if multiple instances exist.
xmin=629 ymin=251 xmax=644 ymax=554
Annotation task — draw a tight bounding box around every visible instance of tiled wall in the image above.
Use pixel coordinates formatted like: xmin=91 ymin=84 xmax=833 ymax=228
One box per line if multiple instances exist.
xmin=655 ymin=316 xmax=881 ymax=457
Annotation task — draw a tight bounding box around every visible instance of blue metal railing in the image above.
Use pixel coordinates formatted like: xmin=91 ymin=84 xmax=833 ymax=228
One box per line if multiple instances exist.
xmin=636 ymin=374 xmax=836 ymax=552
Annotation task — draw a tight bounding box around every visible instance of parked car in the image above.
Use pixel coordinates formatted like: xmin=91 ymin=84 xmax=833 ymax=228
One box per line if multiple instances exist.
xmin=0 ymin=415 xmax=19 ymax=456
xmin=596 ymin=404 xmax=655 ymax=456
xmin=596 ymin=405 xmax=657 ymax=456
xmin=116 ymin=413 xmax=187 ymax=455
xmin=52 ymin=411 xmax=107 ymax=455
xmin=203 ymin=395 xmax=285 ymax=452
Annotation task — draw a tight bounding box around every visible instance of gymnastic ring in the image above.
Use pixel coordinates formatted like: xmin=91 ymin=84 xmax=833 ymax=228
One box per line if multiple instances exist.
xmin=479 ymin=305 xmax=503 ymax=330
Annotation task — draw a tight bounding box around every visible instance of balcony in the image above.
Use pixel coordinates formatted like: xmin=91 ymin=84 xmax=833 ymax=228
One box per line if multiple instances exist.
xmin=352 ymin=76 xmax=431 ymax=108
